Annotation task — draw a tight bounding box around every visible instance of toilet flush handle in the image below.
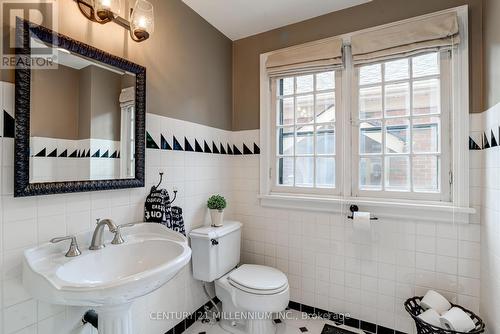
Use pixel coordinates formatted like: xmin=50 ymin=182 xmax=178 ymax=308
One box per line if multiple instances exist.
xmin=211 ymin=239 xmax=219 ymax=246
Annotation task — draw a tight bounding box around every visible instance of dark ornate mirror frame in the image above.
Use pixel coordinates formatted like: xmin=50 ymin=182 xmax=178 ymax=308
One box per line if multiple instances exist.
xmin=14 ymin=19 xmax=146 ymax=197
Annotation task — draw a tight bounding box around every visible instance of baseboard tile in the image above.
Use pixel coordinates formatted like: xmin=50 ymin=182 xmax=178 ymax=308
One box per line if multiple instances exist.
xmin=287 ymin=301 xmax=407 ymax=334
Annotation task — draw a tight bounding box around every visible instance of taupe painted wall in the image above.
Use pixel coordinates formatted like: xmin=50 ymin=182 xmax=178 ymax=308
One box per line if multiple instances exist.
xmin=80 ymin=65 xmax=131 ymax=141
xmin=87 ymin=65 xmax=123 ymax=141
xmin=483 ymin=0 xmax=500 ymax=110
xmin=232 ymin=0 xmax=483 ymax=130
xmin=30 ymin=64 xmax=128 ymax=141
xmin=3 ymin=0 xmax=233 ymax=130
xmin=4 ymin=0 xmax=487 ymax=130
xmin=127 ymin=0 xmax=233 ymax=130
xmin=30 ymin=64 xmax=80 ymax=139
xmin=78 ymin=66 xmax=92 ymax=139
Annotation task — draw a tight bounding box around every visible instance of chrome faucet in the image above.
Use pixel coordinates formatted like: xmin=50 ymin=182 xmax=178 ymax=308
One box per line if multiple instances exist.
xmin=89 ymin=219 xmax=118 ymax=250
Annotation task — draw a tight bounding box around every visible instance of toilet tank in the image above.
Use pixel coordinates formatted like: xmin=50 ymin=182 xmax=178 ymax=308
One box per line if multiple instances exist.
xmin=189 ymin=221 xmax=241 ymax=282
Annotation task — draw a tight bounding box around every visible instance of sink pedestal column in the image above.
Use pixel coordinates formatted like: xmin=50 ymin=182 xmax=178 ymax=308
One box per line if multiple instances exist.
xmin=97 ymin=303 xmax=133 ymax=334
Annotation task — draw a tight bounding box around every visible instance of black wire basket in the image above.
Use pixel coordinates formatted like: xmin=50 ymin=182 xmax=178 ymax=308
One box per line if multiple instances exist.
xmin=404 ymin=296 xmax=485 ymax=334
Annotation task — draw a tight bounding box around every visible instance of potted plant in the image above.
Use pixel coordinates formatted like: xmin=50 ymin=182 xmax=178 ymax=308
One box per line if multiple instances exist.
xmin=207 ymin=194 xmax=227 ymax=227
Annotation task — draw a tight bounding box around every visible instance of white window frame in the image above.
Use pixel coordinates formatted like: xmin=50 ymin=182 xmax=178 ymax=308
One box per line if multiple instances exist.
xmin=259 ymin=6 xmax=473 ymax=223
xmin=351 ymin=51 xmax=452 ymax=202
xmin=120 ymin=103 xmax=135 ymax=178
xmin=270 ymin=70 xmax=343 ymax=196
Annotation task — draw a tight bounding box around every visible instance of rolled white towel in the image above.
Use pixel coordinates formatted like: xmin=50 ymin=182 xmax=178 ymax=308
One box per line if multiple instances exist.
xmin=440 ymin=307 xmax=476 ymax=332
xmin=418 ymin=309 xmax=443 ymax=328
xmin=420 ymin=290 xmax=452 ymax=315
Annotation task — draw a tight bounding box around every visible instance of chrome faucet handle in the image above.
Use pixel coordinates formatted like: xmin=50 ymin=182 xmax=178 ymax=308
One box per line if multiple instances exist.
xmin=111 ymin=222 xmax=141 ymax=245
xmin=50 ymin=236 xmax=82 ymax=257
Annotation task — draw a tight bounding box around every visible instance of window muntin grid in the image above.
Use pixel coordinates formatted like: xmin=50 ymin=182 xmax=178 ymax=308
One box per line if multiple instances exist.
xmin=275 ymin=70 xmax=337 ymax=190
xmin=356 ymin=52 xmax=444 ymax=194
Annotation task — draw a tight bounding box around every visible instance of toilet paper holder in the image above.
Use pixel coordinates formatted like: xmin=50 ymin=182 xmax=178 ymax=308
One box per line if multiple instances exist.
xmin=347 ymin=205 xmax=378 ymax=220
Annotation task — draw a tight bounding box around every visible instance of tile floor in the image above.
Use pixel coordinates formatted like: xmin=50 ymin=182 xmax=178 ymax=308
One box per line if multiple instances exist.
xmin=184 ymin=309 xmax=364 ymax=334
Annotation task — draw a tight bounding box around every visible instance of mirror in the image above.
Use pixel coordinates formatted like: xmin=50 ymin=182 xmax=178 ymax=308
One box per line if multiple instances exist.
xmin=29 ymin=40 xmax=136 ymax=182
xmin=15 ymin=20 xmax=145 ymax=196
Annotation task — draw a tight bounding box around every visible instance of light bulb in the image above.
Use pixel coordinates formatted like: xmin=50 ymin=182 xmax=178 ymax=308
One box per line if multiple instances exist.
xmin=130 ymin=0 xmax=154 ymax=42
xmin=94 ymin=0 xmax=121 ymax=21
xmin=138 ymin=16 xmax=147 ymax=28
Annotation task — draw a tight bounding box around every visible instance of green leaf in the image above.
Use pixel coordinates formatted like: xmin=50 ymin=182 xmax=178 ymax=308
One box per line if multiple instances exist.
xmin=207 ymin=194 xmax=227 ymax=210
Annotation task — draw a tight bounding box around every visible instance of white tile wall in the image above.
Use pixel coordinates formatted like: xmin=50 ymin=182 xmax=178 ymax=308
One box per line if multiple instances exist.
xmin=230 ymin=129 xmax=482 ymax=334
xmin=478 ymin=105 xmax=500 ymax=334
xmin=0 ymin=87 xmax=234 ymax=334
xmin=0 ymin=77 xmax=486 ymax=334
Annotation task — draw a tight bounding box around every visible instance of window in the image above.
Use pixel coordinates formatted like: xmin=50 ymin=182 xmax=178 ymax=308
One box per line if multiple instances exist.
xmin=353 ymin=52 xmax=451 ymax=201
xmin=272 ymin=70 xmax=340 ymax=194
xmin=261 ymin=7 xmax=469 ymax=215
xmin=120 ymin=104 xmax=135 ymax=178
xmin=269 ymin=52 xmax=452 ymax=201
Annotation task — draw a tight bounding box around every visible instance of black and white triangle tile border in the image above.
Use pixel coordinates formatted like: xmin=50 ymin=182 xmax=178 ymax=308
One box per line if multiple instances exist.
xmin=161 ymin=135 xmax=172 ymax=150
xmin=146 ymin=131 xmax=260 ymax=155
xmin=149 ymin=129 xmax=497 ymax=154
xmin=469 ymin=127 xmax=499 ymax=150
xmin=2 ymin=113 xmax=126 ymax=156
xmin=6 ymin=108 xmax=496 ymax=154
xmin=3 ymin=109 xmax=15 ymax=138
xmin=32 ymin=147 xmax=120 ymax=159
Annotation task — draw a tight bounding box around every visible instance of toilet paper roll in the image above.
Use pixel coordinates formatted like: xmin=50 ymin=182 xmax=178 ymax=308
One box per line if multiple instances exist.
xmin=440 ymin=307 xmax=476 ymax=332
xmin=418 ymin=309 xmax=442 ymax=328
xmin=420 ymin=290 xmax=452 ymax=314
xmin=352 ymin=211 xmax=371 ymax=232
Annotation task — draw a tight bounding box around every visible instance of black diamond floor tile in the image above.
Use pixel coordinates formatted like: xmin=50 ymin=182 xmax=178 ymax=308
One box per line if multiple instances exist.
xmin=299 ymin=327 xmax=309 ymax=332
xmin=321 ymin=324 xmax=359 ymax=334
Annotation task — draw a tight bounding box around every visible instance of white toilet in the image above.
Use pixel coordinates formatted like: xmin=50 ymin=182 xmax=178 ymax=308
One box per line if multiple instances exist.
xmin=190 ymin=221 xmax=289 ymax=334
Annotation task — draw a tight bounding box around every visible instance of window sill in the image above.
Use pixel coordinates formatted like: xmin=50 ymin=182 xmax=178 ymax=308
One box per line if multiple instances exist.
xmin=258 ymin=193 xmax=475 ymax=224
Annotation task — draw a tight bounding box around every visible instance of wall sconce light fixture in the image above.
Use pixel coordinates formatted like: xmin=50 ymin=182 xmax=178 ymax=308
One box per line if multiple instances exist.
xmin=129 ymin=0 xmax=154 ymax=41
xmin=76 ymin=0 xmax=154 ymax=42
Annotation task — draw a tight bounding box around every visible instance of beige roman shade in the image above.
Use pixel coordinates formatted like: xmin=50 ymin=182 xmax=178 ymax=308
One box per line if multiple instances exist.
xmin=266 ymin=38 xmax=343 ymax=76
xmin=351 ymin=12 xmax=460 ymax=64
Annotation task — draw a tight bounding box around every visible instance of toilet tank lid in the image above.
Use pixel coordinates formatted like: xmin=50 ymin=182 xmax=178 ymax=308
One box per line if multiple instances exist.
xmin=189 ymin=221 xmax=242 ymax=239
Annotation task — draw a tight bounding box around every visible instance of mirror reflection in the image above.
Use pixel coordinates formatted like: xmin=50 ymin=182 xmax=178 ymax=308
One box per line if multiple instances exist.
xmin=29 ymin=37 xmax=136 ymax=183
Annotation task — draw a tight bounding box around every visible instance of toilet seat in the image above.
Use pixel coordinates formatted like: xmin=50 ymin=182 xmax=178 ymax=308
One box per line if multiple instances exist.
xmin=228 ymin=264 xmax=288 ymax=295
xmin=215 ymin=264 xmax=290 ymax=324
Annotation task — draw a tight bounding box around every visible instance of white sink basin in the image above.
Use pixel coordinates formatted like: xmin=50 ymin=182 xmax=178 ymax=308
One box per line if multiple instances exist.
xmin=55 ymin=239 xmax=184 ymax=288
xmin=22 ymin=223 xmax=191 ymax=334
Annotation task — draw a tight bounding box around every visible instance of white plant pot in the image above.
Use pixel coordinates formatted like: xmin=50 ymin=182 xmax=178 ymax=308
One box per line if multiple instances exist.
xmin=210 ymin=209 xmax=224 ymax=227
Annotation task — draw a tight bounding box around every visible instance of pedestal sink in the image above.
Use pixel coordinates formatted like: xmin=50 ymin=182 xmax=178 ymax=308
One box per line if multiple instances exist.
xmin=23 ymin=223 xmax=192 ymax=334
